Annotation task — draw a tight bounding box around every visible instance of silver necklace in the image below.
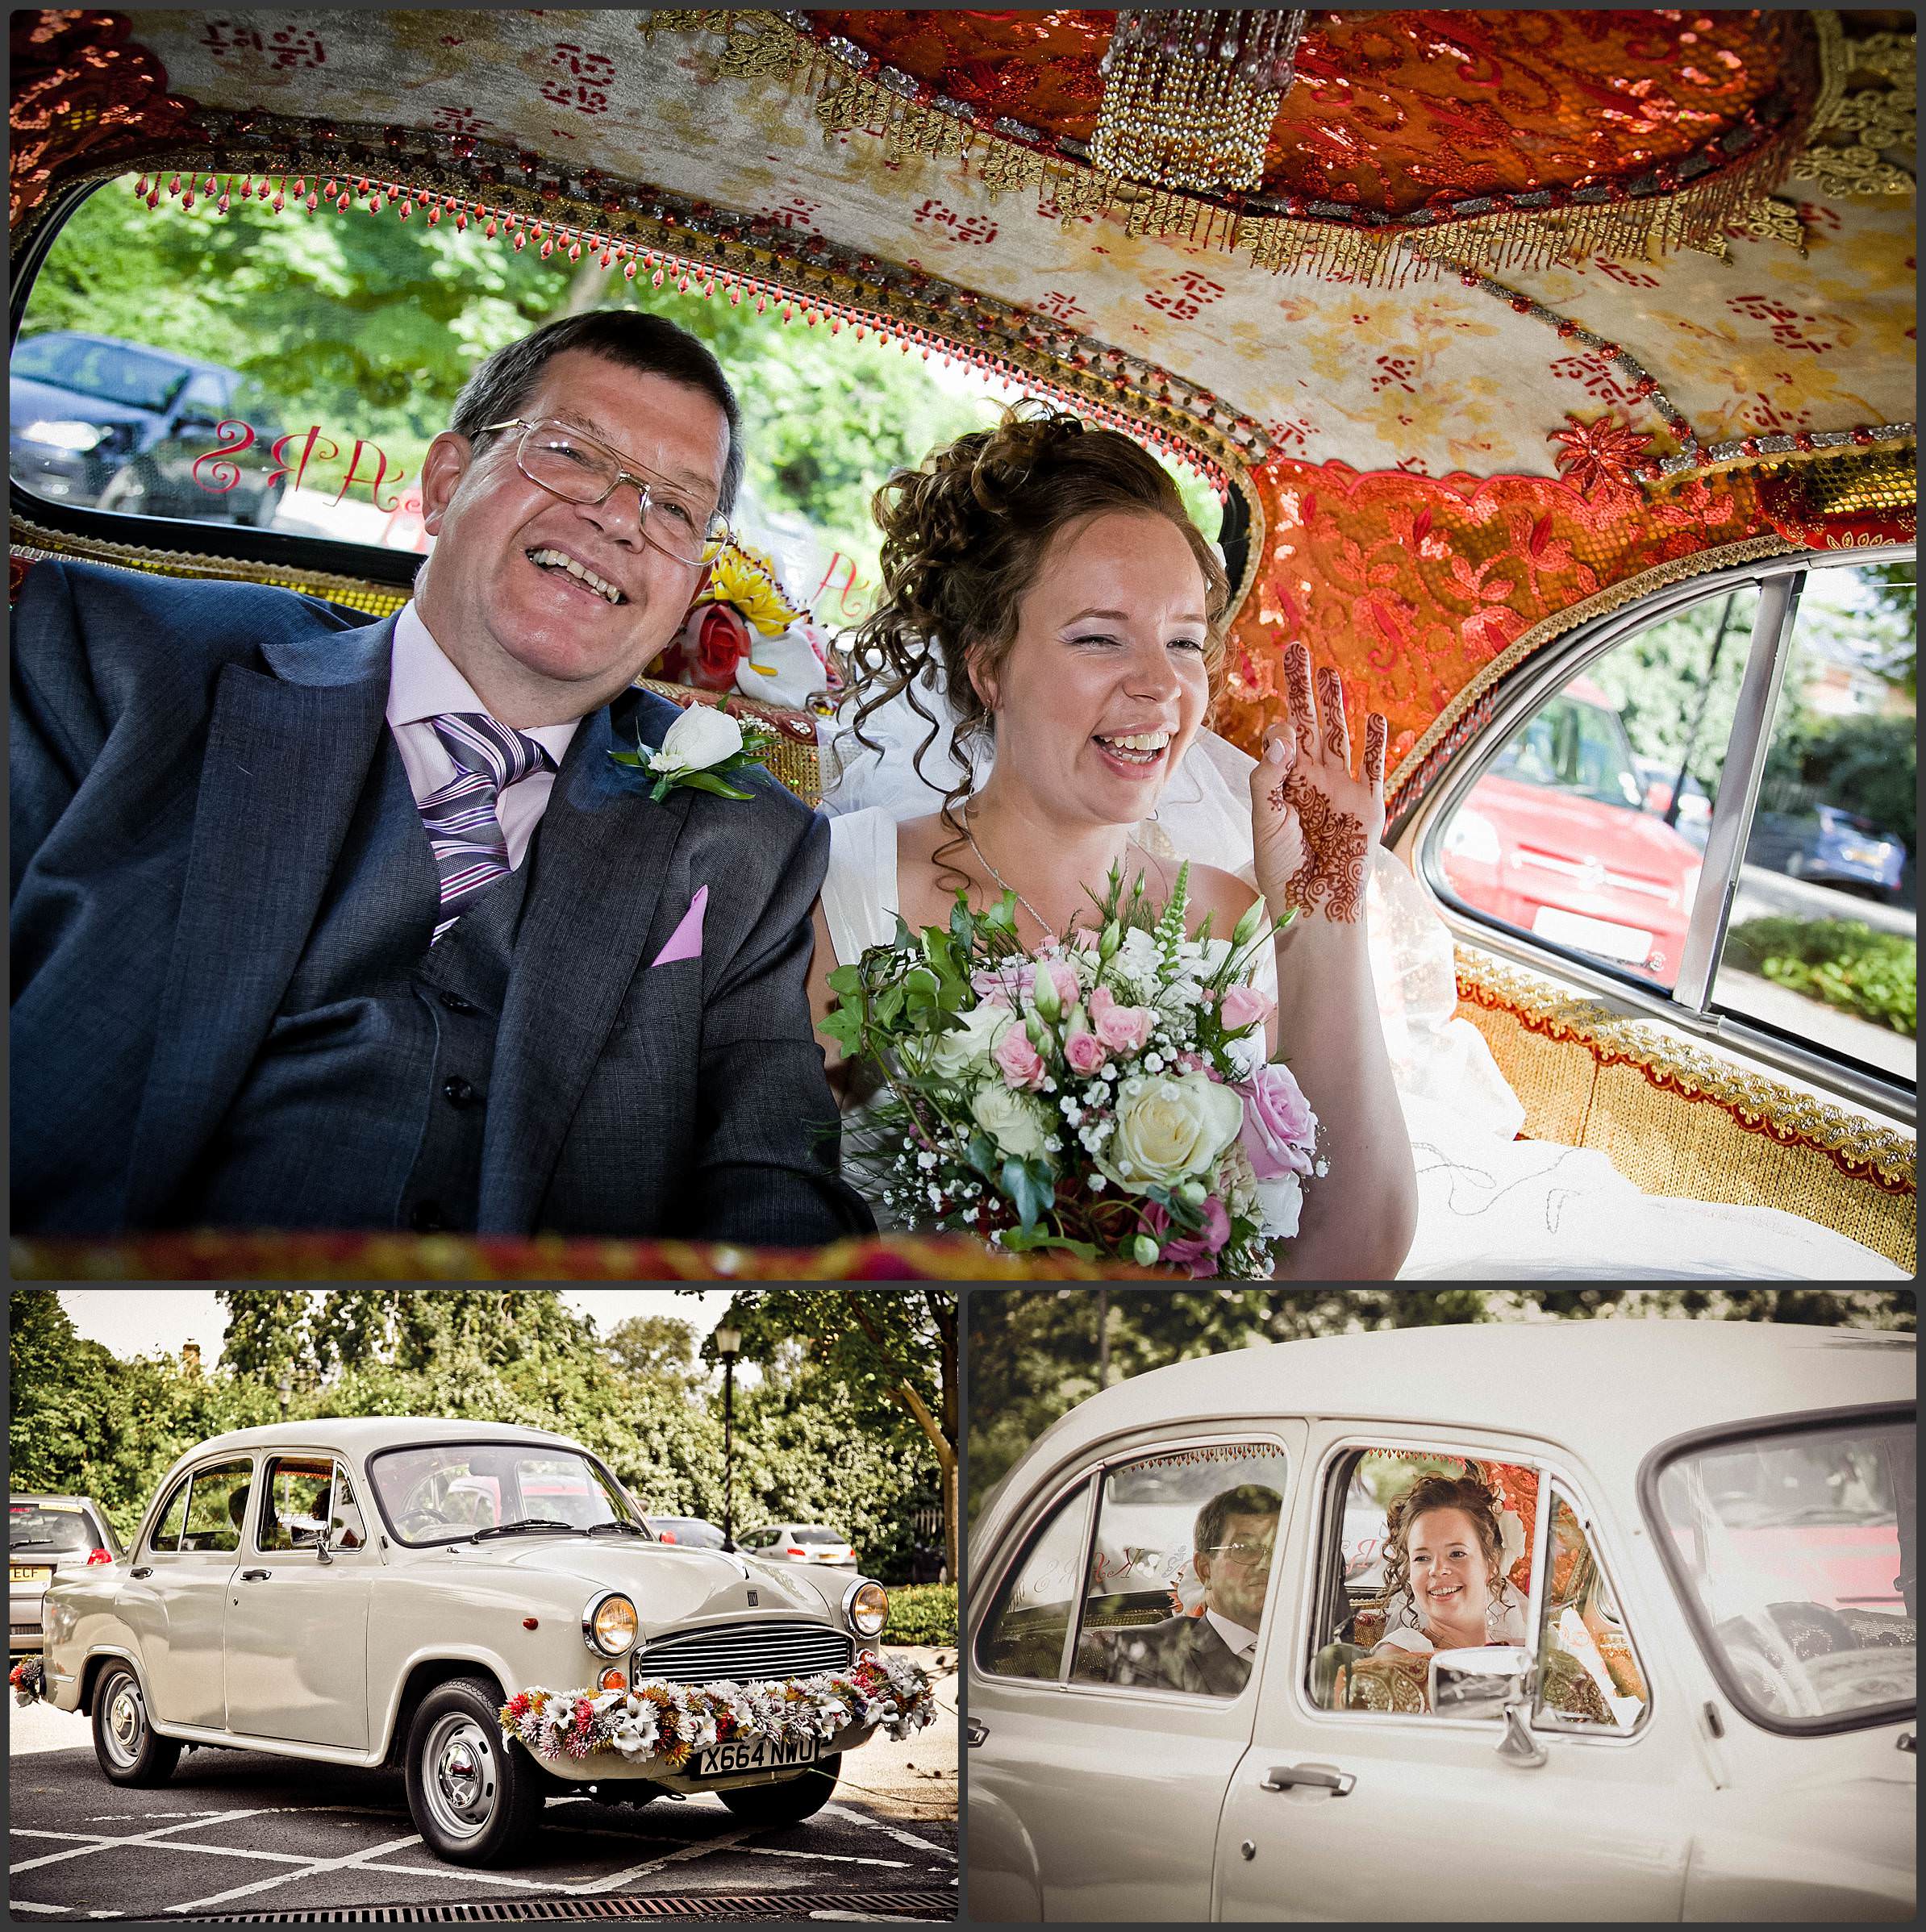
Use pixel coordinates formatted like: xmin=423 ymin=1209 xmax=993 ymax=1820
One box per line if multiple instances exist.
xmin=964 ymin=816 xmax=1161 ymax=943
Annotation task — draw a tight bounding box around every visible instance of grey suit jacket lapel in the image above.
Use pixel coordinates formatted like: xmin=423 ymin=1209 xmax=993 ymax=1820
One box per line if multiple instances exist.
xmin=478 ymin=702 xmax=691 ymax=1233
xmin=123 ymin=616 xmax=394 ymax=1225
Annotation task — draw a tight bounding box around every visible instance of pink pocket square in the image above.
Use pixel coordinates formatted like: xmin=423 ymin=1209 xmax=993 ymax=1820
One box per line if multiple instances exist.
xmin=649 ymin=885 xmax=708 ymax=966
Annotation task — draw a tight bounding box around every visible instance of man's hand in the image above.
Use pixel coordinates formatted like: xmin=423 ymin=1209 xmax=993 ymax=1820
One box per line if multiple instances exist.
xmin=1249 ymin=641 xmax=1388 ymax=927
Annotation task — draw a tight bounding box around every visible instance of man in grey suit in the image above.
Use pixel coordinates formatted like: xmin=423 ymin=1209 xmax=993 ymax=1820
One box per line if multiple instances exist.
xmin=12 ymin=310 xmax=871 ymax=1244
xmin=1075 ymin=1484 xmax=1281 ymax=1697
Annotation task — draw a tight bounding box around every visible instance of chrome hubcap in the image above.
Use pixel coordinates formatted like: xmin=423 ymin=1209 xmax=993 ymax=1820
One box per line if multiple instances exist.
xmin=423 ymin=1713 xmax=497 ymax=1840
xmin=103 ymin=1678 xmax=145 ymax=1766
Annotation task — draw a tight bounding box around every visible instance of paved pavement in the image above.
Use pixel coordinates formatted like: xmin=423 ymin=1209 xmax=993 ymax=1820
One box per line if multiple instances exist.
xmin=6 ymin=1649 xmax=957 ymax=1921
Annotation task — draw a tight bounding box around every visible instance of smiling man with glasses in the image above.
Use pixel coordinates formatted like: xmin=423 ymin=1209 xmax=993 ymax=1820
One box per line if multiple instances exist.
xmin=14 ymin=309 xmax=872 ymax=1249
xmin=1076 ymin=1484 xmax=1283 ymax=1697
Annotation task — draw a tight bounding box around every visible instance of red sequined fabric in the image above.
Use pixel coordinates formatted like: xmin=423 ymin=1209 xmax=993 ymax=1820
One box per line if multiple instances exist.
xmin=1217 ymin=455 xmax=1772 ymax=774
xmin=804 ymin=9 xmax=1816 ymax=214
xmin=10 ymin=9 xmax=189 ymax=227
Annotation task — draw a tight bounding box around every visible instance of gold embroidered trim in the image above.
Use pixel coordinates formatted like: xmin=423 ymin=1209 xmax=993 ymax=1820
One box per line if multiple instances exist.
xmin=1386 ymin=533 xmax=1799 ymax=802
xmin=1790 ymin=14 xmax=1916 ymax=198
xmin=673 ymin=10 xmax=1818 ymax=284
xmin=1456 ymin=949 xmax=1917 ymax=1189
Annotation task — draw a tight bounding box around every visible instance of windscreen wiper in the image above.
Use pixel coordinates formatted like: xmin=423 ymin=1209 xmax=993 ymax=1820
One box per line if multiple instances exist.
xmin=471 ymin=1517 xmax=585 ymax=1542
xmin=584 ymin=1520 xmax=651 ymax=1537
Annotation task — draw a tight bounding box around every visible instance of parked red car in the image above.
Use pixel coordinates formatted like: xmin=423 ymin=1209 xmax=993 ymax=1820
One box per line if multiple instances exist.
xmin=1437 ymin=677 xmax=1702 ymax=985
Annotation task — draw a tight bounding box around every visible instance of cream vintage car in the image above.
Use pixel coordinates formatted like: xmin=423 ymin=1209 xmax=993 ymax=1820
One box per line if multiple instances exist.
xmin=31 ymin=1418 xmax=932 ymax=1864
xmin=967 ymin=1321 xmax=1915 ymax=1922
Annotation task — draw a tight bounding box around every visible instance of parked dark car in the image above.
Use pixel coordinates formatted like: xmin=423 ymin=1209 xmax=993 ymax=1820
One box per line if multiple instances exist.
xmin=1746 ymin=803 xmax=1909 ymax=901
xmin=10 ymin=329 xmax=283 ymax=527
xmin=648 ymin=1514 xmax=729 ymax=1550
xmin=10 ymin=1495 xmax=123 ymax=1655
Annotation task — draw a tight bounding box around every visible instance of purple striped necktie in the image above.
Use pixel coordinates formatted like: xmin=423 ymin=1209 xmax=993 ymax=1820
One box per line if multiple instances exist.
xmin=419 ymin=711 xmax=553 ymax=941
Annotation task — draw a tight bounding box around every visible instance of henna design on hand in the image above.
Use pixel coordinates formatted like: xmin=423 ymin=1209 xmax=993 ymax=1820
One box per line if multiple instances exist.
xmin=1284 ymin=643 xmax=1316 ymax=755
xmin=1364 ymin=712 xmax=1389 ymax=787
xmin=1316 ymin=664 xmax=1348 ymax=763
xmin=1269 ymin=770 xmax=1369 ymax=922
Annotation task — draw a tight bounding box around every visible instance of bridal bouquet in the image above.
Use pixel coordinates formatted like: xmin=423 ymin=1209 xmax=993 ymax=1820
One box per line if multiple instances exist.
xmin=821 ymin=862 xmax=1320 ymax=1276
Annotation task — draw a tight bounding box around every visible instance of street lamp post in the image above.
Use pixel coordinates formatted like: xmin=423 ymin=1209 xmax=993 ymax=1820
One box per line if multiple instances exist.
xmin=715 ymin=1322 xmax=741 ymax=1548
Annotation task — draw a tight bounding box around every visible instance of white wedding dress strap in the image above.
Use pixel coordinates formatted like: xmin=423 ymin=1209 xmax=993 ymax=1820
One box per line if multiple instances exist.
xmin=823 ymin=806 xmax=901 ymax=965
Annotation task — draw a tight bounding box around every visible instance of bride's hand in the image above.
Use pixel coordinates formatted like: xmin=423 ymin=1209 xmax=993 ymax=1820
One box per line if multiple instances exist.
xmin=1249 ymin=641 xmax=1388 ymax=928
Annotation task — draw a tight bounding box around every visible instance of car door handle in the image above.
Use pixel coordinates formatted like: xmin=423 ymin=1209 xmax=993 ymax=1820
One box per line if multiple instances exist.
xmin=239 ymin=1569 xmax=271 ymax=1582
xmin=1261 ymin=1762 xmax=1355 ymax=1796
xmin=130 ymin=1567 xmax=152 ymax=1580
xmin=965 ymin=1718 xmax=988 ymax=1748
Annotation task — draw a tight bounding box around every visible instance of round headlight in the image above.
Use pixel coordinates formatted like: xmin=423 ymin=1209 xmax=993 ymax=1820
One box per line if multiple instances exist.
xmin=584 ymin=1593 xmax=638 ymax=1657
xmin=845 ymin=1580 xmax=888 ymax=1639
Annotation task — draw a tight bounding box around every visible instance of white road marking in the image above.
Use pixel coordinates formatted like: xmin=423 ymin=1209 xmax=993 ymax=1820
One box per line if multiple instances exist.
xmin=558 ymin=1826 xmax=757 ymax=1894
xmin=356 ymin=1861 xmax=586 ymax=1891
xmin=9 ymin=1811 xmax=270 ymax=1875
xmin=165 ymin=1832 xmax=423 ymax=1913
xmin=820 ymin=1804 xmax=957 ymax=1863
xmin=12 ymin=1830 xmax=311 ymax=1869
xmin=741 ymin=1846 xmax=912 ymax=1868
xmin=6 ymin=1902 xmax=73 ymax=1914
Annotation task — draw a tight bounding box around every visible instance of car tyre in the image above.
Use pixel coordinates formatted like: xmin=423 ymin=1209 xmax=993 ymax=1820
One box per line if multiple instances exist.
xmin=405 ymin=1676 xmax=544 ymax=1866
xmin=92 ymin=1662 xmax=181 ymax=1788
xmin=718 ymin=1754 xmax=841 ymax=1827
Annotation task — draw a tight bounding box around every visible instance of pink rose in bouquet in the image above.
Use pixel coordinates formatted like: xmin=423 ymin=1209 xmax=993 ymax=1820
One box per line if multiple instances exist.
xmin=994 ymin=1026 xmax=1047 ymax=1089
xmin=1237 ymin=1060 xmax=1317 ymax=1178
xmin=1219 ymin=982 xmax=1276 ymax=1033
xmin=1088 ymin=985 xmax=1154 ymax=1054
xmin=1064 ymin=1024 xmax=1107 ymax=1076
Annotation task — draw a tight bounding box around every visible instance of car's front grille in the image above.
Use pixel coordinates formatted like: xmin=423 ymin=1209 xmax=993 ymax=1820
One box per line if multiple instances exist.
xmin=633 ymin=1620 xmax=854 ymax=1684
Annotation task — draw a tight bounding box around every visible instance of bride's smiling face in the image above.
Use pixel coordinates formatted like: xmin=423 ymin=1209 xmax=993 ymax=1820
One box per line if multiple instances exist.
xmin=970 ymin=509 xmax=1212 ymax=829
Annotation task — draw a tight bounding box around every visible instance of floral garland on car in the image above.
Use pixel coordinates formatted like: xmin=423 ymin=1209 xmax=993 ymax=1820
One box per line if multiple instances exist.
xmin=10 ymin=1655 xmax=45 ymax=1705
xmin=498 ymin=1651 xmax=934 ymax=1769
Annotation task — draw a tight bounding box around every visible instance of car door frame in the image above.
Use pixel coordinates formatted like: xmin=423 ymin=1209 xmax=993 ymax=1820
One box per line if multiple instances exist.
xmin=1399 ymin=542 xmax=1917 ymax=1128
xmin=969 ymin=1422 xmax=1308 ymax=1924
xmin=1212 ymin=1420 xmax=1707 ymax=1922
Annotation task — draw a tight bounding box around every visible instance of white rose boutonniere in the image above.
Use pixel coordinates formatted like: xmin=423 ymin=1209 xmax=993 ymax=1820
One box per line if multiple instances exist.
xmin=611 ymin=700 xmax=778 ymax=804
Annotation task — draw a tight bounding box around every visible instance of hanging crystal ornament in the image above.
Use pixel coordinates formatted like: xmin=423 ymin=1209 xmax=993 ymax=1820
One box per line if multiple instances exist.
xmin=1091 ymin=9 xmax=1309 ymax=196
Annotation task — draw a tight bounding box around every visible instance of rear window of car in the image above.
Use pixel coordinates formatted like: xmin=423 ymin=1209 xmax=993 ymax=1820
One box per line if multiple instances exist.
xmin=793 ymin=1527 xmax=845 ymax=1546
xmin=9 ymin=1503 xmax=104 ymax=1555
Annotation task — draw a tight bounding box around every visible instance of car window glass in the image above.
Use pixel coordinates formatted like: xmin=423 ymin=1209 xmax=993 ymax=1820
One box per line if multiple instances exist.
xmin=177 ymin=371 xmax=227 ymax=417
xmin=148 ymin=1476 xmax=192 ymax=1554
xmin=369 ymin=1442 xmax=643 ymax=1544
xmin=330 ymin=1467 xmax=368 ymax=1551
xmin=9 ymin=1502 xmax=97 ymax=1555
xmin=180 ymin=1459 xmax=254 ymax=1554
xmin=259 ymin=1455 xmax=335 ymax=1552
xmin=1532 ymin=1489 xmax=1649 ymax=1733
xmin=978 ymin=1480 xmax=1092 ymax=1683
xmin=1711 ymin=562 xmax=1916 ymax=1087
xmin=1070 ymin=1444 xmax=1289 ymax=1699
xmin=1653 ymin=1415 xmax=1915 ymax=1728
xmin=1431 ymin=587 xmax=1759 ymax=991
xmin=1312 ymin=1448 xmax=1538 ymax=1719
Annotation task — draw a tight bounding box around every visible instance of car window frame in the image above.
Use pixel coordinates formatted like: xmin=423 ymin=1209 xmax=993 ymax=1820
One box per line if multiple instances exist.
xmin=362 ymin=1435 xmax=646 ymax=1548
xmin=1636 ymin=1398 xmax=1916 ymax=1740
xmin=1293 ymin=1431 xmax=1654 ymax=1750
xmin=150 ymin=1454 xmax=259 ymax=1559
xmin=256 ymin=1451 xmax=342 ymax=1555
xmin=971 ymin=1471 xmax=1098 ymax=1687
xmin=1531 ymin=1479 xmax=1654 ymax=1742
xmin=1407 ymin=545 xmax=1917 ymax=1127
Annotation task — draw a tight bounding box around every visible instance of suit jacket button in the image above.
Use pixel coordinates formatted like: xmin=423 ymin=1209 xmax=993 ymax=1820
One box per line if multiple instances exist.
xmin=443 ymin=1076 xmax=478 ymax=1108
xmin=409 ymin=1200 xmax=445 ymax=1232
xmin=440 ymin=991 xmax=478 ymax=1014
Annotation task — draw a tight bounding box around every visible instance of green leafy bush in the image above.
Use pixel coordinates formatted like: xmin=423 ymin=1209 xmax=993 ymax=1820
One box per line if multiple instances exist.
xmin=1725 ymin=917 xmax=1916 ymax=1036
xmin=884 ymin=1584 xmax=957 ymax=1647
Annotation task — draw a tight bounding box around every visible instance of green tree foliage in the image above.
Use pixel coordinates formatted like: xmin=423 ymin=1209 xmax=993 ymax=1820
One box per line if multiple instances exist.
xmin=602 ymin=1312 xmax=701 ymax=1384
xmin=1586 ymin=590 xmax=1753 ymax=792
xmin=720 ymin=1290 xmax=958 ymax=1580
xmin=966 ymin=1287 xmax=1916 ymax=1521
xmin=1761 ymin=711 xmax=1917 ymax=859
xmin=1726 ymin=915 xmax=1916 ymax=1035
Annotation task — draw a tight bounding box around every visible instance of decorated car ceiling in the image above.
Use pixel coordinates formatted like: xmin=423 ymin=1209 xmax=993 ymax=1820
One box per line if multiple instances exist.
xmin=10 ymin=8 xmax=1918 ymax=788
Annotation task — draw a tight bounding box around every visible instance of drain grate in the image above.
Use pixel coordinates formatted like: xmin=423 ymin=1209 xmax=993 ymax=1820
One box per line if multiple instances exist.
xmin=165 ymin=1891 xmax=957 ymax=1924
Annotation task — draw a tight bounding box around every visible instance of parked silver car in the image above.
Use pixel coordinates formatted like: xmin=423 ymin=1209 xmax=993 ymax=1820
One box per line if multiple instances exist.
xmin=740 ymin=1523 xmax=861 ymax=1569
xmin=969 ymin=1322 xmax=1914 ymax=1922
xmin=10 ymin=1496 xmax=123 ymax=1655
xmin=34 ymin=1420 xmax=929 ymax=1865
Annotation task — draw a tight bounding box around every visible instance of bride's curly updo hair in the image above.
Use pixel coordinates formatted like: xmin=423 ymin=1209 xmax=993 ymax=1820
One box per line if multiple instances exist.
xmin=1381 ymin=1472 xmax=1514 ymax=1632
xmin=844 ymin=403 xmax=1232 ymax=874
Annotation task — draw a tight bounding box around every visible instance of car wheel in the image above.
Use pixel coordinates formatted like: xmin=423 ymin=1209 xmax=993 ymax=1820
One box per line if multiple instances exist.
xmin=405 ymin=1676 xmax=544 ymax=1866
xmin=717 ymin=1754 xmax=840 ymax=1827
xmin=92 ymin=1662 xmax=182 ymax=1788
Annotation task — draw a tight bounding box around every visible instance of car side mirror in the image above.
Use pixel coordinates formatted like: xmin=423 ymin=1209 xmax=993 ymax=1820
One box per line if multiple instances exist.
xmin=1428 ymin=1643 xmax=1545 ymax=1763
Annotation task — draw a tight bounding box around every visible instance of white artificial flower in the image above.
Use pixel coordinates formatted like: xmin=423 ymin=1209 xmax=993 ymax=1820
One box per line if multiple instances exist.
xmin=648 ymin=702 xmax=744 ymax=778
xmin=1255 ymin=1168 xmax=1303 ymax=1238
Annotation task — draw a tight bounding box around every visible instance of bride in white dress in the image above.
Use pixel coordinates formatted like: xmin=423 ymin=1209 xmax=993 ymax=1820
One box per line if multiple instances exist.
xmin=809 ymin=410 xmax=1903 ymax=1282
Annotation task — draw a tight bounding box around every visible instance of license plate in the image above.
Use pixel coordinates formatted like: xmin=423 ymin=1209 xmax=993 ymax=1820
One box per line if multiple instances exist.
xmin=1532 ymin=906 xmax=1653 ymax=964
xmin=9 ymin=1566 xmax=51 ymax=1585
xmin=692 ymin=1734 xmax=820 ymax=1778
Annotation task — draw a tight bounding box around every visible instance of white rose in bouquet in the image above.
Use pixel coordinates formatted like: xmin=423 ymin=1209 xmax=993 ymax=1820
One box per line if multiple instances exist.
xmin=923 ymin=998 xmax=1013 ymax=1078
xmin=973 ymin=1082 xmax=1053 ymax=1162
xmin=1103 ymin=1072 xmax=1243 ymax=1192
xmin=1254 ymin=1169 xmax=1303 ymax=1239
xmin=648 ymin=702 xmax=744 ymax=778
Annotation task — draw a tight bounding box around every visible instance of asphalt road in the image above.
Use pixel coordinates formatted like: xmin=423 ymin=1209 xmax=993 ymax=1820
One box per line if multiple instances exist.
xmin=6 ymin=1651 xmax=957 ymax=1922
